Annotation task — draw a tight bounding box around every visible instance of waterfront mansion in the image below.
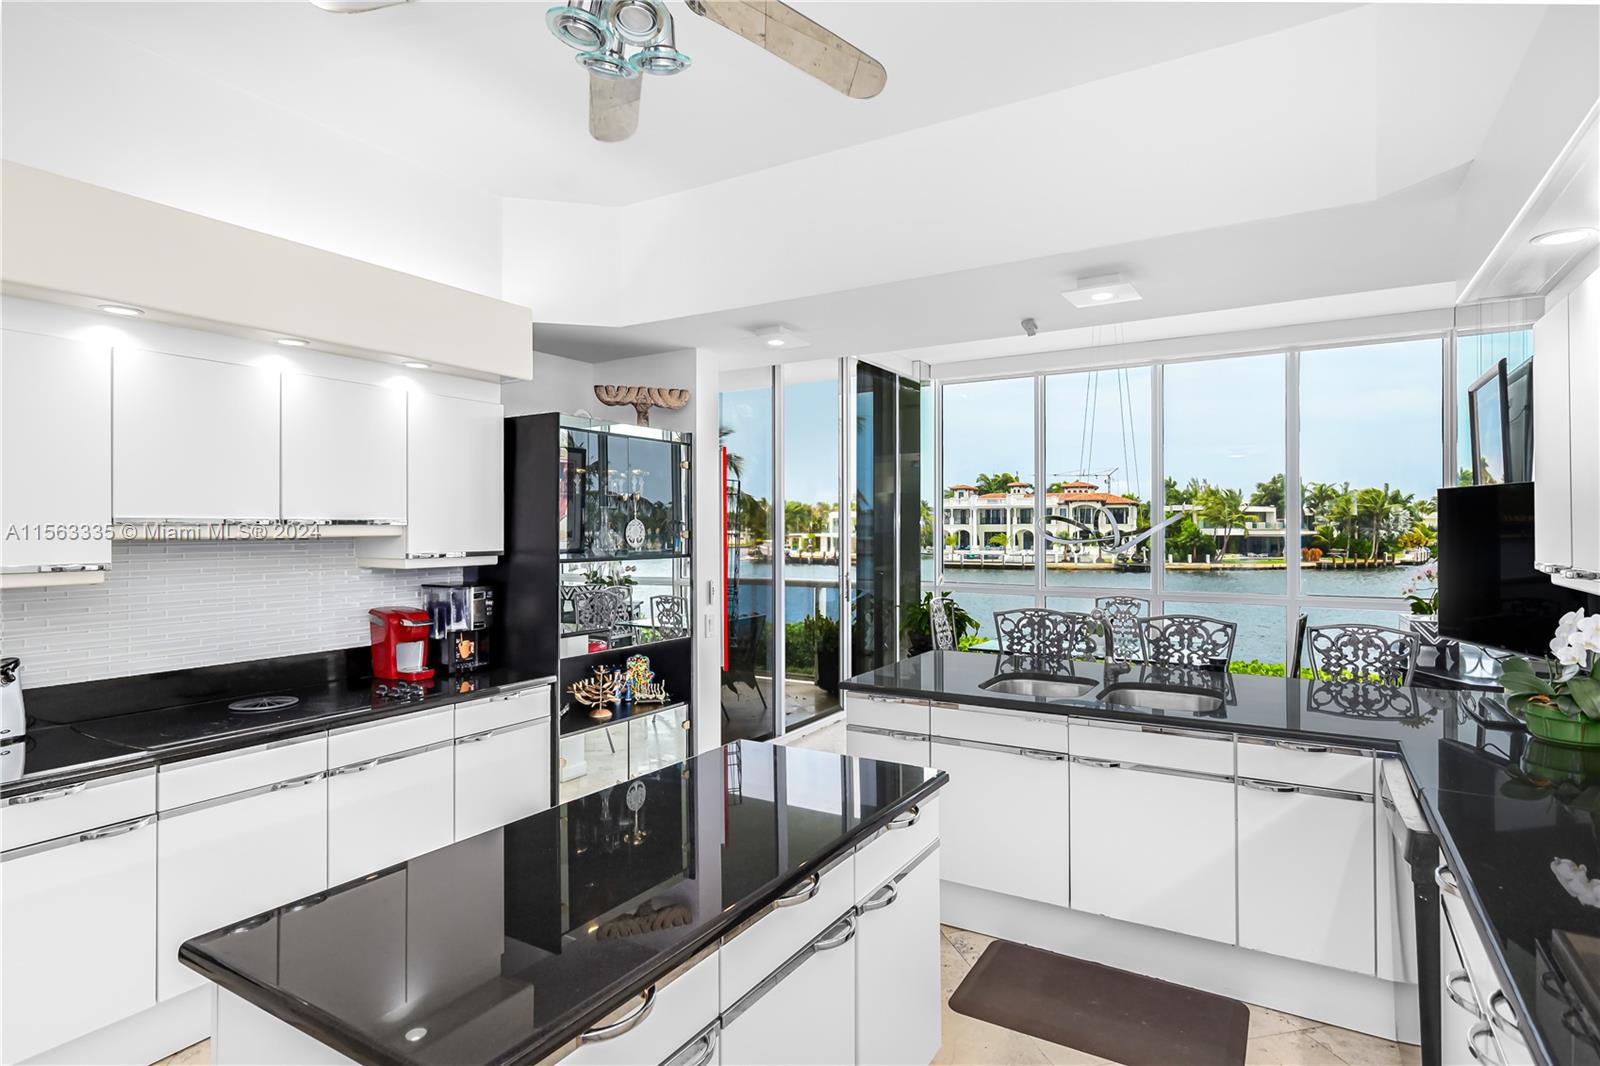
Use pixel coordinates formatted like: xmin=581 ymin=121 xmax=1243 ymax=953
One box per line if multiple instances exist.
xmin=944 ymin=481 xmax=1141 ymax=559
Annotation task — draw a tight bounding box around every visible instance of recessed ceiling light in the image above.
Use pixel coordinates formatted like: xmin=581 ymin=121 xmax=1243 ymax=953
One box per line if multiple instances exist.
xmin=402 ymin=361 xmax=429 ymax=370
xmin=404 ymin=1027 xmax=427 ymax=1043
xmin=98 ymin=304 xmax=144 ymax=317
xmin=276 ymin=337 xmax=309 ymax=347
xmin=1531 ymin=228 xmax=1598 ymax=247
xmin=1062 ymin=274 xmax=1142 ymax=309
xmin=753 ymin=326 xmax=810 ymax=350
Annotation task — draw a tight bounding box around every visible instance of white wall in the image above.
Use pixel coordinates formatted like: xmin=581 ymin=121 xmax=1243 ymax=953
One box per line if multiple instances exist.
xmin=503 ymin=352 xmax=600 ymax=419
xmin=0 ymin=1 xmax=503 ymax=300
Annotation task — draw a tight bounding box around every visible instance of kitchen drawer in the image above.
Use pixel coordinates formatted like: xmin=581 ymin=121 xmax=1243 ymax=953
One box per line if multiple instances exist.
xmin=329 ymin=705 xmax=452 ymax=768
xmin=720 ymin=849 xmax=854 ymax=1009
xmin=455 ymin=684 xmax=551 ymax=737
xmin=159 ymin=733 xmax=326 ymax=811
xmin=846 ymin=725 xmax=929 ymax=769
xmin=844 ymin=692 xmax=930 ymax=734
xmin=855 ymin=798 xmax=940 ymax=904
xmin=562 ymin=947 xmax=719 ymax=1066
xmin=1236 ymin=735 xmax=1373 ymax=794
xmin=931 ymin=703 xmax=1070 ymax=754
xmin=1439 ymin=864 xmax=1536 ymax=1065
xmin=1070 ymin=718 xmax=1233 ymax=776
xmin=2 ymin=768 xmax=156 ymax=849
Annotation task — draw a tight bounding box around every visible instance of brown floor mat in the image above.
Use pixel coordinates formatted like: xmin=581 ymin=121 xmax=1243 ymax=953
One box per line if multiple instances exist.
xmin=947 ymin=939 xmax=1250 ymax=1065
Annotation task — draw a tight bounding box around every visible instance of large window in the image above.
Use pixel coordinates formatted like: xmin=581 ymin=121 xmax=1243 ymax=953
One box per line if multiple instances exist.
xmin=940 ymin=377 xmax=1036 ymax=585
xmin=720 ymin=372 xmax=777 ymax=741
xmin=781 ymin=361 xmax=841 ymax=732
xmin=1457 ymin=329 xmax=1533 ymax=484
xmin=1300 ymin=339 xmax=1443 ymax=599
xmin=1163 ymin=353 xmax=1287 ymax=595
xmin=1044 ymin=367 xmax=1153 ymax=590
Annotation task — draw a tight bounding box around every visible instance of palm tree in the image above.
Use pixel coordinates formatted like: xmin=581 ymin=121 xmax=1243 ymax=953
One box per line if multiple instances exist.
xmin=1198 ymin=486 xmax=1249 ymax=559
xmin=1327 ymin=487 xmax=1358 ymax=554
xmin=975 ymin=472 xmax=1021 ymax=495
xmin=719 ymin=424 xmax=745 ymax=480
xmin=1355 ymin=483 xmax=1413 ymax=560
xmin=1303 ymin=481 xmax=1341 ymax=529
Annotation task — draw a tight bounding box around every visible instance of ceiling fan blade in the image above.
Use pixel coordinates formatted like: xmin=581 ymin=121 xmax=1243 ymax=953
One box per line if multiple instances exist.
xmin=687 ymin=0 xmax=886 ymax=99
xmin=589 ymin=74 xmax=642 ymax=142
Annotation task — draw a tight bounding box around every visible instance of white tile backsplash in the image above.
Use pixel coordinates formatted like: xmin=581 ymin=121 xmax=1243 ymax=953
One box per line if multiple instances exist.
xmin=0 ymin=541 xmax=462 ymax=687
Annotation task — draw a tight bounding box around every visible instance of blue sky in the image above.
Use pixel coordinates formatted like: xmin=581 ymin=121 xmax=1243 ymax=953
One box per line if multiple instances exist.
xmin=727 ymin=337 xmax=1453 ymax=511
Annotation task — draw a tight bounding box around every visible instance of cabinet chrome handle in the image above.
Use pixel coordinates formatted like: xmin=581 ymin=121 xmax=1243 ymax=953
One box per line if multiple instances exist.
xmin=80 ymin=815 xmax=154 ymax=842
xmin=1021 ymin=749 xmax=1066 ymax=761
xmin=8 ymin=781 xmax=88 ymax=805
xmin=1447 ymin=970 xmax=1484 ymax=1018
xmin=457 ymin=732 xmax=495 ymax=744
xmin=1436 ymin=864 xmax=1460 ymax=897
xmin=1274 ymin=740 xmax=1330 ymax=754
xmin=815 ymin=914 xmax=857 ymax=951
xmin=888 ymin=805 xmax=921 ymax=830
xmin=1467 ymin=1022 xmax=1502 ymax=1065
xmin=578 ymin=987 xmax=656 ymax=1044
xmin=1488 ymin=990 xmax=1519 ymax=1035
xmin=775 ymin=873 xmax=821 ymax=908
xmin=1072 ymin=756 xmax=1123 ymax=769
xmin=1240 ymin=780 xmax=1298 ymax=793
xmin=860 ymin=882 xmax=898 ymax=913
xmin=671 ymin=1028 xmax=719 ymax=1066
xmin=333 ymin=759 xmax=380 ymax=775
xmin=1534 ymin=562 xmax=1565 ymax=575
xmin=271 ymin=773 xmax=322 ymax=791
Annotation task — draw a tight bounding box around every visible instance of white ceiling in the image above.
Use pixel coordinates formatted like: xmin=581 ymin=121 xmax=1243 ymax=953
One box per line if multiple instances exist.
xmin=22 ymin=0 xmax=1349 ymax=205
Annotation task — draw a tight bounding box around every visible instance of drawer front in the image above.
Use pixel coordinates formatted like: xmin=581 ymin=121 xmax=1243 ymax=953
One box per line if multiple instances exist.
xmin=159 ymin=734 xmax=326 ymax=811
xmin=720 ymin=851 xmax=855 ymax=1010
xmin=1439 ymin=866 xmax=1536 ymax=1065
xmin=846 ymin=726 xmax=929 ymax=770
xmin=1070 ymin=719 xmax=1233 ymax=776
xmin=3 ymin=768 xmax=155 ymax=850
xmin=329 ymin=705 xmax=452 ymax=768
xmin=455 ymin=684 xmax=552 ymax=737
xmin=931 ymin=703 xmax=1070 ymax=754
xmin=328 ymin=743 xmax=454 ymax=884
xmin=454 ymin=719 xmax=551 ymax=841
xmin=844 ymin=692 xmax=930 ymax=734
xmin=562 ymin=949 xmax=719 ymax=1066
xmin=855 ymin=798 xmax=940 ymax=904
xmin=1237 ymin=736 xmax=1373 ymax=794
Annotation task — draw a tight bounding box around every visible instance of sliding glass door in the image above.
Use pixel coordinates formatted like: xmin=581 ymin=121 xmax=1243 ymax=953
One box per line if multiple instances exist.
xmin=720 ymin=371 xmax=778 ymax=742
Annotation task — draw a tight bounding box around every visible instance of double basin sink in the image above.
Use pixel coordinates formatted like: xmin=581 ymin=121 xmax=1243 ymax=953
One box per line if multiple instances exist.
xmin=978 ymin=673 xmax=1225 ymax=714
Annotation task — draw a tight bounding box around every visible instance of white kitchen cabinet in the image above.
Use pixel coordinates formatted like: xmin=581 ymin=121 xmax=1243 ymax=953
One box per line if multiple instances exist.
xmin=561 ymin=949 xmax=720 ymax=1066
xmin=328 ymin=741 xmax=455 ymax=884
xmin=360 ymin=391 xmax=503 ymax=566
xmin=281 ymin=373 xmax=406 ymax=523
xmin=1237 ymin=780 xmax=1376 ymax=974
xmin=112 ymin=348 xmax=280 ymax=522
xmin=0 ymin=330 xmax=112 ymax=579
xmin=845 ymin=724 xmax=929 ymax=768
xmin=156 ymin=773 xmax=328 ymax=1000
xmin=721 ymin=912 xmax=857 ymax=1066
xmin=1534 ymin=268 xmax=1600 ymax=596
xmin=929 ymin=738 xmax=1069 ymax=906
xmin=1 ymin=814 xmax=156 ymax=1063
xmin=1070 ymin=756 xmax=1236 ymax=945
xmin=1567 ymin=271 xmax=1600 ymax=583
xmin=454 ymin=718 xmax=551 ymax=841
xmin=856 ymin=847 xmax=942 ymax=1066
xmin=1534 ymin=293 xmax=1574 ymax=579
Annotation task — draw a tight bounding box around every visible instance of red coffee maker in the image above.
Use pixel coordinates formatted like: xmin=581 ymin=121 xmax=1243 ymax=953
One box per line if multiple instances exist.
xmin=369 ymin=607 xmax=435 ymax=681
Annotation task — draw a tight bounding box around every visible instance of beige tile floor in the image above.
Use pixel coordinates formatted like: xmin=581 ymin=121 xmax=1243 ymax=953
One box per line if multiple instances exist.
xmin=154 ymin=718 xmax=1420 ymax=1066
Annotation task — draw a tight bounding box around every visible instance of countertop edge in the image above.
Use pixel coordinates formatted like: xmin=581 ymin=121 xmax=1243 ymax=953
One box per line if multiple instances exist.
xmin=177 ymin=766 xmax=949 ymax=1066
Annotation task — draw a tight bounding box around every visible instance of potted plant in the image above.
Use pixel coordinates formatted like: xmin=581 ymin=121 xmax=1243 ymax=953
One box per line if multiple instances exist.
xmin=902 ymin=591 xmax=980 ymax=655
xmin=1502 ymin=609 xmax=1600 ymax=747
xmin=813 ymin=616 xmax=840 ymax=696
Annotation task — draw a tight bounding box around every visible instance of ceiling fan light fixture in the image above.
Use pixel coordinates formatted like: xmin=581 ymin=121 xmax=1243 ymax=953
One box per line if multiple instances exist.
xmin=628 ymin=16 xmax=689 ymax=75
xmin=577 ymin=41 xmax=636 ymax=79
xmin=610 ymin=0 xmax=667 ymax=45
xmin=1061 ymin=274 xmax=1142 ymax=308
xmin=546 ymin=1 xmax=609 ymax=51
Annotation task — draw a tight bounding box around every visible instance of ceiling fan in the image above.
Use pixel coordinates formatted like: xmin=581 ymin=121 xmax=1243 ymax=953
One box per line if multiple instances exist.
xmin=309 ymin=0 xmax=886 ymax=143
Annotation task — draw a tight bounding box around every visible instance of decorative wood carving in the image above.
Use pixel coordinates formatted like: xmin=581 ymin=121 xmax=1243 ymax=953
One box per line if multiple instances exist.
xmin=593 ymin=385 xmax=690 ymax=426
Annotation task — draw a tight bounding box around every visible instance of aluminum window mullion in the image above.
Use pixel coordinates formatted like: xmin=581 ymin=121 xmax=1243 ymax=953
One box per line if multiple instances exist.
xmin=1034 ymin=373 xmax=1047 ymax=606
xmin=932 ymin=378 xmax=943 ymax=592
xmin=1285 ymin=348 xmax=1303 ymax=664
xmin=1152 ymin=361 xmax=1167 ymax=617
xmin=771 ymin=363 xmax=785 ymax=739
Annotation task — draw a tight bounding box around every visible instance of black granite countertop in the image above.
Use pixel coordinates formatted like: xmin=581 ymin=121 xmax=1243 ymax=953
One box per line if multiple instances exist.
xmin=843 ymin=651 xmax=1600 ymax=1066
xmin=2 ymin=652 xmax=557 ymax=800
xmin=180 ymin=739 xmax=946 ymax=1066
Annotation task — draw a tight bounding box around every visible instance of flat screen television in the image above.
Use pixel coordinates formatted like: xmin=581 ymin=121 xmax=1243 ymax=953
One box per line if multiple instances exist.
xmin=1437 ymin=482 xmax=1598 ymax=657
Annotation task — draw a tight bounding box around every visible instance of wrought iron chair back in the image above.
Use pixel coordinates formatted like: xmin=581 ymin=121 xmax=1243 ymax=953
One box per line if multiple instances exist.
xmin=929 ymin=596 xmax=957 ymax=652
xmin=1138 ymin=614 xmax=1239 ymax=669
xmin=1306 ymin=624 xmax=1417 ymax=686
xmin=571 ymin=585 xmax=629 ymax=630
xmin=994 ymin=608 xmax=1096 ymax=660
xmin=1094 ymin=595 xmax=1149 ymax=661
xmin=651 ymin=595 xmax=689 ymax=637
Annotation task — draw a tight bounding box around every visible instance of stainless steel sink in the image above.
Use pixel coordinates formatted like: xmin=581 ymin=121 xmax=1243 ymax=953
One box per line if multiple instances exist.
xmin=1097 ymin=684 xmax=1225 ymax=714
xmin=979 ymin=674 xmax=1097 ymax=699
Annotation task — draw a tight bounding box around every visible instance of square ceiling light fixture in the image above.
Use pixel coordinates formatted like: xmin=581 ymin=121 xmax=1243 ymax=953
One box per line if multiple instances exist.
xmin=753 ymin=326 xmax=811 ymax=350
xmin=1062 ymin=274 xmax=1142 ymax=308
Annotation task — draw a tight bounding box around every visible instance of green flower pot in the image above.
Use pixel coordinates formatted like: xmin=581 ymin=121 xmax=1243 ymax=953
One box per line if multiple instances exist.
xmin=1522 ymin=700 xmax=1600 ymax=748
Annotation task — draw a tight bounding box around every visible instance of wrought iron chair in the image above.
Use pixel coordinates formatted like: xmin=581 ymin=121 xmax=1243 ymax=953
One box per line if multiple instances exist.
xmin=1094 ymin=595 xmax=1149 ymax=662
xmin=569 ymin=585 xmax=627 ymax=630
xmin=1137 ymin=615 xmax=1239 ymax=669
xmin=1305 ymin=624 xmax=1417 ymax=686
xmin=650 ymin=595 xmax=689 ymax=638
xmin=994 ymin=608 xmax=1096 ymax=660
xmin=929 ymin=596 xmax=957 ymax=652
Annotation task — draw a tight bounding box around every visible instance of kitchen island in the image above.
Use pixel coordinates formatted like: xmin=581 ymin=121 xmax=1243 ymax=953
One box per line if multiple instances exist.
xmin=179 ymin=740 xmax=946 ymax=1066
xmin=842 ymin=650 xmax=1599 ymax=1066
